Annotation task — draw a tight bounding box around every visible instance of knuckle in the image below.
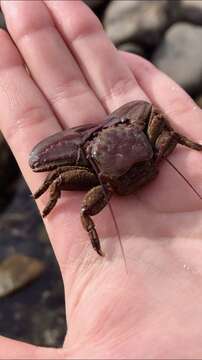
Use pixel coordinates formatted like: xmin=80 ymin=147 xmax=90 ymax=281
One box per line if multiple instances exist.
xmin=49 ymin=78 xmax=88 ymax=105
xmin=102 ymin=76 xmax=135 ymax=107
xmin=5 ymin=104 xmax=53 ymax=143
xmin=5 ymin=1 xmax=54 ymax=44
xmin=68 ymin=13 xmax=102 ymax=44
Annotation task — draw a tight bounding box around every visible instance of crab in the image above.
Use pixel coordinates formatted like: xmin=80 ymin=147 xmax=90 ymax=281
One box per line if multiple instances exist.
xmin=29 ymin=100 xmax=202 ymax=256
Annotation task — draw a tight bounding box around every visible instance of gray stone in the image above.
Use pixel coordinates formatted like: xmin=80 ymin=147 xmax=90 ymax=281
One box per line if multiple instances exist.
xmin=196 ymin=95 xmax=202 ymax=108
xmin=152 ymin=23 xmax=202 ymax=94
xmin=117 ymin=42 xmax=144 ymax=56
xmin=104 ymin=0 xmax=172 ymax=47
xmin=0 ymin=11 xmax=6 ymax=29
xmin=0 ymin=132 xmax=19 ymax=211
xmin=180 ymin=1 xmax=202 ymax=25
xmin=0 ymin=254 xmax=45 ymax=297
xmin=84 ymin=0 xmax=108 ymax=10
xmin=0 ymin=177 xmax=66 ymax=346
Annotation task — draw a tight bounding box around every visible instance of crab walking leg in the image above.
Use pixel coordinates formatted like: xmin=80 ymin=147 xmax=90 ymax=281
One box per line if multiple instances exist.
xmin=42 ymin=169 xmax=99 ymax=217
xmin=147 ymin=110 xmax=165 ymax=145
xmin=81 ymin=184 xmax=112 ymax=256
xmin=34 ymin=166 xmax=89 ymax=199
xmin=147 ymin=108 xmax=202 ymax=161
xmin=154 ymin=130 xmax=202 ymax=163
xmin=154 ymin=130 xmax=178 ymax=162
xmin=175 ymin=133 xmax=202 ymax=151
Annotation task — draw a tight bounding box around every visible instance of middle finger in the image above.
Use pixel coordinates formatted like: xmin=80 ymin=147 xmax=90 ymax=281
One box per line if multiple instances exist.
xmin=1 ymin=0 xmax=106 ymax=127
xmin=45 ymin=0 xmax=148 ymax=112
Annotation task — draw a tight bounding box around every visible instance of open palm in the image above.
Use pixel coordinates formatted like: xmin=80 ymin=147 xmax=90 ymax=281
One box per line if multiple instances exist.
xmin=1 ymin=1 xmax=202 ymax=359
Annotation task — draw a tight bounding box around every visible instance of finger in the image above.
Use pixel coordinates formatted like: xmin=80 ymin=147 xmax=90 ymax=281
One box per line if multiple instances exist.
xmin=1 ymin=0 xmax=106 ymax=128
xmin=0 ymin=28 xmax=107 ymax=275
xmin=0 ymin=336 xmax=63 ymax=359
xmin=44 ymin=0 xmax=148 ymax=112
xmin=121 ymin=52 xmax=202 ymax=140
xmin=0 ymin=30 xmax=74 ymax=261
xmin=0 ymin=29 xmax=60 ymax=186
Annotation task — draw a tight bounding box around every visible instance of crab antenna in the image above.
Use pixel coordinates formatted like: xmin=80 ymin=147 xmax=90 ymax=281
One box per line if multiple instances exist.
xmin=88 ymin=156 xmax=128 ymax=272
xmin=166 ymin=158 xmax=202 ymax=200
xmin=104 ymin=196 xmax=128 ymax=273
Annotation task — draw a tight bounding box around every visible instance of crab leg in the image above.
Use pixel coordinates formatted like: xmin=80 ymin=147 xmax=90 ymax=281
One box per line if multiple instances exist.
xmin=42 ymin=169 xmax=98 ymax=217
xmin=81 ymin=184 xmax=112 ymax=256
xmin=34 ymin=166 xmax=88 ymax=199
xmin=175 ymin=134 xmax=202 ymax=151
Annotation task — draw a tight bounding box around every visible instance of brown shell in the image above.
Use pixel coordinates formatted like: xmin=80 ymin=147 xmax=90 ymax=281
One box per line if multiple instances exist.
xmin=90 ymin=126 xmax=153 ymax=177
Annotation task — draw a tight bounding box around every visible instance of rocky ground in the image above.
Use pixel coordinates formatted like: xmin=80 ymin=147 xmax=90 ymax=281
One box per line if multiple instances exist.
xmin=0 ymin=0 xmax=202 ymax=348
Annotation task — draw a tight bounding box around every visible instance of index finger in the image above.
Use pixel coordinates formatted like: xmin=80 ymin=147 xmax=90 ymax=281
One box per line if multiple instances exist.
xmin=0 ymin=30 xmax=61 ymax=188
xmin=0 ymin=30 xmax=73 ymax=265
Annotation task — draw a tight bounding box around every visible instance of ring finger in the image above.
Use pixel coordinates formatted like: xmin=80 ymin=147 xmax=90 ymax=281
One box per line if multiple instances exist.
xmin=45 ymin=0 xmax=148 ymax=112
xmin=1 ymin=0 xmax=106 ymax=127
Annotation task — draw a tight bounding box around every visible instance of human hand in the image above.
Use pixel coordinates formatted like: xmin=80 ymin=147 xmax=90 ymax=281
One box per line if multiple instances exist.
xmin=1 ymin=1 xmax=202 ymax=359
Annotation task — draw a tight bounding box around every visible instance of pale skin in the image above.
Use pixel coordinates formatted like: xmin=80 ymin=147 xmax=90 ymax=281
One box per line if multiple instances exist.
xmin=0 ymin=1 xmax=202 ymax=359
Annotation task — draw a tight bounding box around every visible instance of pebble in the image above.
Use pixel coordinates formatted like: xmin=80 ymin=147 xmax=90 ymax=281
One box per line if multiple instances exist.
xmin=0 ymin=133 xmax=19 ymax=211
xmin=152 ymin=23 xmax=202 ymax=94
xmin=0 ymin=254 xmax=45 ymax=297
xmin=104 ymin=0 xmax=172 ymax=47
xmin=84 ymin=0 xmax=107 ymax=10
xmin=196 ymin=95 xmax=202 ymax=108
xmin=0 ymin=11 xmax=6 ymax=29
xmin=117 ymin=42 xmax=144 ymax=56
xmin=180 ymin=0 xmax=202 ymax=25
